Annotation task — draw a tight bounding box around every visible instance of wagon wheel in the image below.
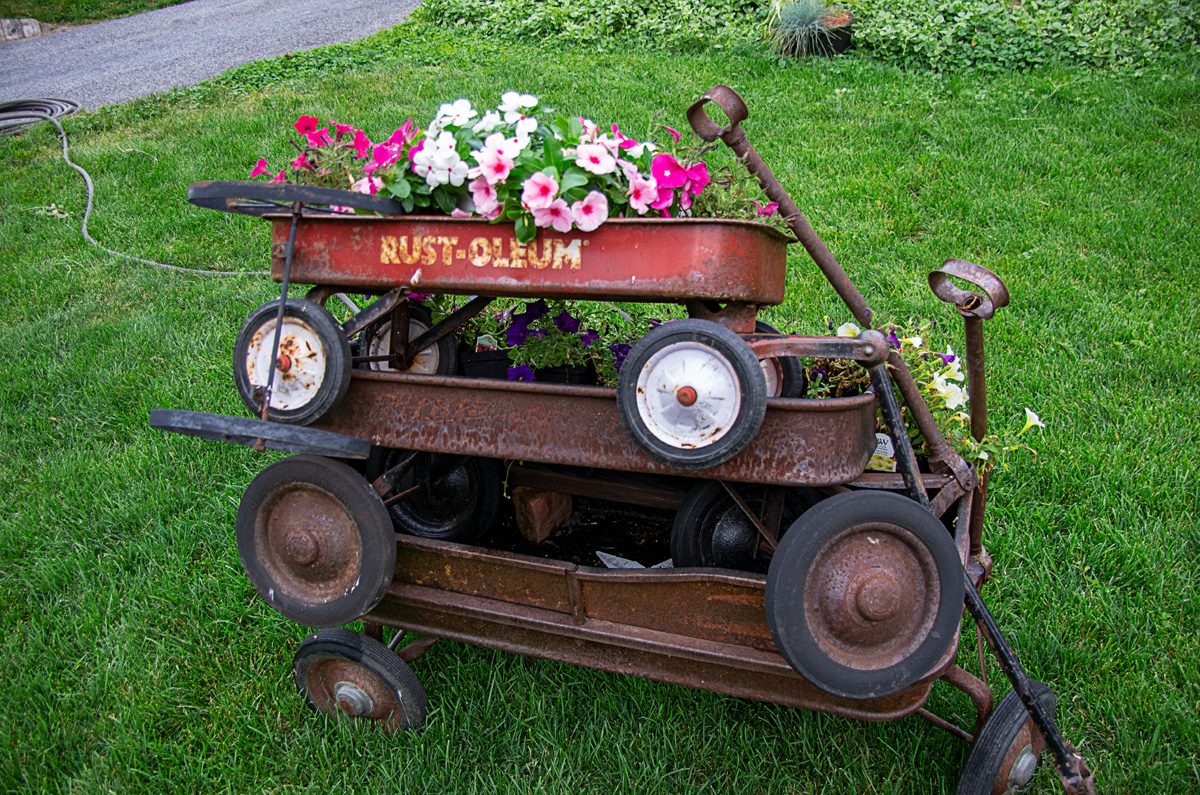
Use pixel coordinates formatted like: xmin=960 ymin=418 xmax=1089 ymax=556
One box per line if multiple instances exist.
xmin=376 ymin=449 xmax=502 ymax=542
xmin=233 ymin=298 xmax=351 ymax=425
xmin=236 ymin=455 xmax=395 ymax=627
xmin=765 ymin=490 xmax=964 ymax=699
xmin=293 ymin=628 xmax=427 ymax=731
xmin=359 ymin=303 xmax=457 ymax=376
xmin=754 ymin=320 xmax=806 ymax=398
xmin=670 ymin=481 xmax=820 ymax=572
xmin=957 ymin=682 xmax=1056 ymax=795
xmin=617 ymin=319 xmax=767 ymax=470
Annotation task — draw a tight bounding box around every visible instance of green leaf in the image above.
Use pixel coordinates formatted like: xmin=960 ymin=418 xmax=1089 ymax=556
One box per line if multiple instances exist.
xmin=559 ymin=167 xmax=589 ymax=193
xmin=514 ymin=214 xmax=536 ymax=244
xmin=543 ymin=135 xmax=562 ymax=167
xmin=387 ymin=179 xmax=411 ymax=199
xmin=432 ymin=188 xmax=456 ymax=214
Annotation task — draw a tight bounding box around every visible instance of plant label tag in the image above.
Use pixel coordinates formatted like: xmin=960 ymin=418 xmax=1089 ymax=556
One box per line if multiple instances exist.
xmin=867 ymin=432 xmax=897 ymax=472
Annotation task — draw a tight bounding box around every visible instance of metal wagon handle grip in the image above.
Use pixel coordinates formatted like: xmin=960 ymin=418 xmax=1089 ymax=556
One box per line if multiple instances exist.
xmin=686 ymin=85 xmax=750 ymax=143
xmin=187 ymin=180 xmax=405 ymax=217
xmin=928 ymin=259 xmax=1010 ymax=320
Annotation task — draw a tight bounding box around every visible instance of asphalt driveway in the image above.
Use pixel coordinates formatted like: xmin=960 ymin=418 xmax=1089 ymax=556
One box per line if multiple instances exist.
xmin=0 ymin=0 xmax=420 ymax=109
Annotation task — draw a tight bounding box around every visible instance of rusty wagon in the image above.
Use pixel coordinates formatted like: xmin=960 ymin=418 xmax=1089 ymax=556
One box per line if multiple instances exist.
xmin=152 ymin=86 xmax=1094 ymax=793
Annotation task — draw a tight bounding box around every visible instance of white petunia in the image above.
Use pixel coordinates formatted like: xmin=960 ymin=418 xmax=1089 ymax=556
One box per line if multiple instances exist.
xmin=836 ymin=322 xmax=861 ymax=338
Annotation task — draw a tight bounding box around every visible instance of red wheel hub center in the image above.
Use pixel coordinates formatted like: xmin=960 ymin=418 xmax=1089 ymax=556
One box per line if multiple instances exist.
xmin=276 ymin=353 xmax=293 ymax=373
xmin=676 ymin=385 xmax=698 ymax=407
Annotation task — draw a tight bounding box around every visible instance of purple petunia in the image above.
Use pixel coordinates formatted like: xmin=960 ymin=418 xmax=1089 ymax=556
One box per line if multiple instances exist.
xmin=580 ymin=329 xmax=600 ymax=348
xmin=938 ymin=351 xmax=957 ymax=365
xmin=608 ymin=342 xmax=632 ymax=371
xmin=507 ymin=364 xmax=535 ymax=382
xmin=506 ymin=318 xmax=531 ymax=347
xmin=886 ymin=327 xmax=901 ymax=350
xmin=553 ymin=310 xmax=580 ymax=333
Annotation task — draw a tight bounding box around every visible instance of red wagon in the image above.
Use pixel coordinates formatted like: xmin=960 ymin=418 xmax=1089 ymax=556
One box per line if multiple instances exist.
xmin=154 ymin=86 xmax=1094 ymax=793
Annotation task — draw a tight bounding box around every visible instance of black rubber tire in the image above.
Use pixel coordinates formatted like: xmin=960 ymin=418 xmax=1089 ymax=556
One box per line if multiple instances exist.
xmin=617 ymin=319 xmax=767 ymax=470
xmin=957 ymin=682 xmax=1056 ymax=795
xmin=765 ymin=490 xmax=964 ymax=699
xmin=233 ymin=298 xmax=351 ymax=425
xmin=382 ymin=450 xmax=502 ymax=542
xmin=754 ymin=320 xmax=807 ymax=398
xmin=236 ymin=455 xmax=396 ymax=627
xmin=670 ymin=481 xmax=821 ymax=572
xmin=293 ymin=628 xmax=427 ymax=731
xmin=359 ymin=302 xmax=457 ymax=376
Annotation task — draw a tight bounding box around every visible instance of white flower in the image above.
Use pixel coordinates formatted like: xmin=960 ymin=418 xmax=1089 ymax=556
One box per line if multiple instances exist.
xmin=436 ymin=98 xmax=477 ymax=128
xmin=978 ymin=450 xmax=990 ymax=460
xmin=514 ymin=116 xmax=538 ymax=137
xmin=473 ymin=110 xmax=503 ymax=134
xmin=900 ymin=335 xmax=924 ymax=347
xmin=836 ymin=322 xmax=861 ymax=338
xmin=931 ymin=374 xmax=967 ymax=411
xmin=412 ymin=132 xmax=467 ymax=187
xmin=944 ymin=355 xmax=965 ymax=382
xmin=499 ymin=91 xmax=538 ymax=123
xmin=483 ymin=131 xmax=522 ymax=160
xmin=576 ymin=143 xmax=616 ymax=175
xmin=1018 ymin=408 xmax=1045 ymax=436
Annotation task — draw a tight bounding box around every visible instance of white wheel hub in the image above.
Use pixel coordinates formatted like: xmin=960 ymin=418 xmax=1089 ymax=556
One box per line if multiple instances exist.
xmin=366 ymin=319 xmax=439 ymax=374
xmin=245 ymin=316 xmax=327 ymax=411
xmin=635 ymin=341 xmax=742 ymax=450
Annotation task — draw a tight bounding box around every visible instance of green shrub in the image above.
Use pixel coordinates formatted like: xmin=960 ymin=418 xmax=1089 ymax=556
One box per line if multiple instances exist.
xmin=418 ymin=0 xmax=1200 ymax=71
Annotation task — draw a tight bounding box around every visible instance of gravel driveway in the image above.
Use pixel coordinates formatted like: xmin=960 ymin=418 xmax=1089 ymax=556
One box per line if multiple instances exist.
xmin=0 ymin=0 xmax=420 ymax=109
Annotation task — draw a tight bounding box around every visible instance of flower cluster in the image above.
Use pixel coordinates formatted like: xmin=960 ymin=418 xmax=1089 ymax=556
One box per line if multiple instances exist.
xmin=249 ymin=92 xmax=715 ymax=243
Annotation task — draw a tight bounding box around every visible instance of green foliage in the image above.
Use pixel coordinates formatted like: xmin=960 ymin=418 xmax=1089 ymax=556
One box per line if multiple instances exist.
xmin=767 ymin=0 xmax=849 ymax=58
xmin=850 ymin=0 xmax=1200 ymax=71
xmin=0 ymin=0 xmax=184 ymax=24
xmin=415 ymin=0 xmax=770 ymax=52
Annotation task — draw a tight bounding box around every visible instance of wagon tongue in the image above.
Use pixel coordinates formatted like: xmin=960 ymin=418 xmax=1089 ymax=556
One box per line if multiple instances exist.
xmin=149 ymin=409 xmax=369 ymax=459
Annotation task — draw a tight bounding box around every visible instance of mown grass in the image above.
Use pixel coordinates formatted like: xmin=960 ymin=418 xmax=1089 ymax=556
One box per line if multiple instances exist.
xmin=0 ymin=0 xmax=185 ymax=24
xmin=1 ymin=21 xmax=1197 ymax=793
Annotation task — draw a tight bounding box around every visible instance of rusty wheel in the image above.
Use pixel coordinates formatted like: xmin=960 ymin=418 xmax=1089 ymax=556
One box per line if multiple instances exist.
xmin=957 ymin=683 xmax=1055 ymax=794
xmin=294 ymin=628 xmax=427 ymax=731
xmin=359 ymin=303 xmax=457 ymax=376
xmin=617 ymin=319 xmax=766 ymax=470
xmin=765 ymin=490 xmax=963 ymax=699
xmin=234 ymin=298 xmax=351 ymax=425
xmin=236 ymin=455 xmax=395 ymax=627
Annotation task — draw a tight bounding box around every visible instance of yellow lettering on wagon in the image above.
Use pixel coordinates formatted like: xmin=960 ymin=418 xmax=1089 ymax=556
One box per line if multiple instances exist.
xmin=553 ymin=239 xmax=583 ymax=271
xmin=468 ymin=238 xmax=490 ymax=268
xmin=435 ymin=236 xmax=457 ymax=265
xmin=525 ymin=240 xmax=552 ymax=270
xmin=379 ymin=235 xmax=424 ymax=266
xmin=380 ymin=235 xmax=400 ymax=264
xmin=490 ymin=237 xmax=511 ymax=269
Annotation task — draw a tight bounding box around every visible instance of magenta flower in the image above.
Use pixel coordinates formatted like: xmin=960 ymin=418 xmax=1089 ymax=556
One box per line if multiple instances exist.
xmin=754 ymin=200 xmax=779 ymax=217
xmin=406 ymin=138 xmax=425 ymax=163
xmin=532 ymin=199 xmax=573 ymax=233
xmin=290 ymin=153 xmax=312 ymax=171
xmin=651 ymin=153 xmax=688 ymax=189
xmin=372 ymin=143 xmax=400 ymax=168
xmin=521 ymin=172 xmax=559 ymax=211
xmin=270 ymin=168 xmax=287 ymax=183
xmin=650 ymin=188 xmax=675 ymax=210
xmin=248 ymin=158 xmax=270 ymax=179
xmin=507 ymin=365 xmax=536 ymax=382
xmin=293 ymin=115 xmax=319 ymax=136
xmin=684 ymin=162 xmax=710 ymax=195
xmin=351 ymin=176 xmax=381 ymax=195
xmin=306 ymin=127 xmax=332 ymax=148
xmin=384 ymin=120 xmax=416 ymax=147
xmin=331 ymin=121 xmax=355 ymax=140
xmin=352 ymin=129 xmax=372 ymax=159
xmin=663 ymin=125 xmax=682 ymax=143
xmin=571 ymin=191 xmax=608 ymax=232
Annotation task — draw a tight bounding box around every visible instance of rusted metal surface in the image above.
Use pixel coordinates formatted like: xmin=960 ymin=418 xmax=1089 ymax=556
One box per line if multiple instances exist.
xmin=368 ymin=534 xmax=956 ymax=720
xmin=314 ymin=372 xmax=877 ymax=487
xmin=506 ymin=465 xmax=689 ymax=511
xmin=943 ymin=663 xmax=995 ymax=736
xmin=268 ymin=215 xmax=790 ymax=304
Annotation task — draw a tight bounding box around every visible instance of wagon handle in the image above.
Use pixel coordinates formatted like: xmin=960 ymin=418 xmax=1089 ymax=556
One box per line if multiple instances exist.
xmin=687 ymin=85 xmax=874 ymax=328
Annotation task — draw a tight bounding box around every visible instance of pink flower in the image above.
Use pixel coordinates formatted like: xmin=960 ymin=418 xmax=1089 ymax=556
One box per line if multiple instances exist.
xmin=521 ymin=172 xmax=559 ymax=210
xmin=576 ymin=143 xmax=616 ymax=175
xmin=532 ymin=199 xmax=573 ymax=233
xmin=651 ymin=153 xmax=687 ymax=188
xmin=474 ymin=147 xmax=514 ymax=185
xmin=469 ymin=177 xmax=500 ymax=214
xmin=352 ymin=129 xmax=372 ymax=159
xmin=483 ymin=204 xmax=503 ymax=220
xmin=372 ymin=143 xmax=400 ymax=167
xmin=351 ymin=176 xmax=381 ymax=195
xmin=406 ymin=138 xmax=425 ymax=163
xmin=331 ymin=121 xmax=355 ymax=140
xmin=451 ymin=208 xmax=472 ymax=218
xmin=628 ymin=176 xmax=658 ymax=214
xmin=754 ymin=200 xmax=779 ymax=217
xmin=305 ymin=127 xmax=332 ymax=148
xmin=290 ymin=153 xmax=312 ymax=171
xmin=650 ymin=188 xmax=675 ymax=210
xmin=684 ymin=162 xmax=710 ymax=195
xmin=248 ymin=158 xmax=270 ymax=179
xmin=270 ymin=168 xmax=287 ymax=184
xmin=663 ymin=125 xmax=682 ymax=143
xmin=384 ymin=120 xmax=416 ymax=147
xmin=293 ymin=115 xmax=319 ymax=135
xmin=571 ymin=191 xmax=608 ymax=232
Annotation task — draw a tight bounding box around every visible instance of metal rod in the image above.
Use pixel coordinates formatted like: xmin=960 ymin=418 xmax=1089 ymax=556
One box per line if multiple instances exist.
xmin=719 ymin=481 xmax=778 ymax=551
xmin=916 ymin=708 xmax=974 ymax=743
xmin=868 ymin=364 xmax=929 ymax=508
xmin=964 ymin=574 xmax=1091 ymax=792
xmin=256 ymin=202 xmax=302 ymax=432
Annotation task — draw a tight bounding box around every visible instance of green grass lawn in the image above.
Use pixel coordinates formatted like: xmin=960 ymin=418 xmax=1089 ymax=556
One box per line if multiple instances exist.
xmin=0 ymin=0 xmax=186 ymax=24
xmin=1 ymin=21 xmax=1197 ymax=793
